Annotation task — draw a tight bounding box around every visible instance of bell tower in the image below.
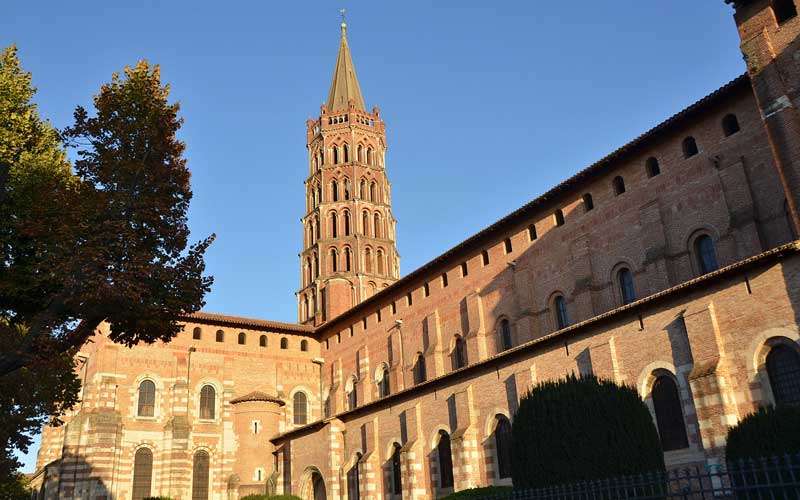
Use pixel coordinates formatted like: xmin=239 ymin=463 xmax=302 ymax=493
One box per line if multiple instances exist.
xmin=298 ymin=20 xmax=400 ymax=325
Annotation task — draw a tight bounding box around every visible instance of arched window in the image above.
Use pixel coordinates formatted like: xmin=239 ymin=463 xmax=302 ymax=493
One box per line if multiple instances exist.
xmin=344 ymin=144 xmax=350 ymax=163
xmin=330 ymin=248 xmax=338 ymax=273
xmin=370 ymin=182 xmax=377 ymax=202
xmin=612 ymin=176 xmax=626 ymax=195
xmin=332 ymin=180 xmax=339 ymax=202
xmin=333 ymin=145 xmax=340 ymax=164
xmin=377 ymin=249 xmax=385 ymax=275
xmin=137 ymin=380 xmax=155 ymax=417
xmin=554 ymin=296 xmax=569 ymax=329
xmin=554 ymin=209 xmax=565 ymax=227
xmin=362 ymin=211 xmax=369 ymax=236
xmin=344 ymin=178 xmax=351 ymax=200
xmin=319 ymin=149 xmax=325 ymax=166
xmin=453 ymin=336 xmax=466 ymax=369
xmin=192 ymin=327 xmax=202 ymax=340
xmin=314 ymin=252 xmax=319 ymax=277
xmin=367 ymin=148 xmax=373 ymax=165
xmin=652 ymin=375 xmax=689 ymax=451
xmin=357 ymin=145 xmax=363 ymax=163
xmin=494 ymin=416 xmax=512 ymax=479
xmin=293 ymin=392 xmax=308 ymax=425
xmin=199 ymin=385 xmax=216 ymax=420
xmin=374 ymin=213 xmax=381 ymax=238
xmin=192 ymin=450 xmax=210 ymax=500
xmin=345 ymin=247 xmax=352 ymax=271
xmin=437 ymin=431 xmax=454 ymax=489
xmin=413 ymin=354 xmax=426 ymax=385
xmin=306 ymin=257 xmax=312 ymax=284
xmin=132 ymin=448 xmax=153 ymax=500
xmin=280 ymin=337 xmax=289 ymax=349
xmin=646 ymin=157 xmax=660 ymax=178
xmin=238 ymin=332 xmax=246 ymax=345
xmin=618 ymin=268 xmax=636 ymax=305
xmin=360 ymin=179 xmax=367 ymax=200
xmin=583 ymin=193 xmax=594 ymax=211
xmin=722 ymin=114 xmax=740 ymax=137
xmin=695 ymin=235 xmax=718 ymax=275
xmin=365 ymin=248 xmax=373 ymax=273
xmin=766 ymin=345 xmax=800 ymax=406
xmin=344 ymin=211 xmax=351 ymax=235
xmin=331 ymin=211 xmax=338 ymax=238
xmin=347 ymin=455 xmax=361 ymax=500
xmin=379 ymin=367 xmax=390 ymax=397
xmin=391 ymin=443 xmax=402 ymax=495
xmin=315 ymin=215 xmax=320 ymax=239
xmin=259 ymin=335 xmax=267 ymax=348
xmin=682 ymin=136 xmax=699 ymax=158
xmin=500 ymin=319 xmax=512 ymax=351
xmin=301 ymin=339 xmax=309 ymax=352
xmin=347 ymin=380 xmax=358 ymax=410
xmin=215 ymin=330 xmax=224 ymax=342
xmin=303 ymin=294 xmax=310 ymax=320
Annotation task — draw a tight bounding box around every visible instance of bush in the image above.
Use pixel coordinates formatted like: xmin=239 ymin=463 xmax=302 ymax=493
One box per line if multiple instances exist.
xmin=726 ymin=405 xmax=800 ymax=462
xmin=725 ymin=405 xmax=800 ymax=499
xmin=511 ymin=374 xmax=664 ymax=489
xmin=439 ymin=486 xmax=512 ymax=499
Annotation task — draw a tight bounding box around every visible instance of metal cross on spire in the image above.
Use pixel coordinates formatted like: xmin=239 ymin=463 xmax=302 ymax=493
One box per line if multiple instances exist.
xmin=339 ymin=8 xmax=347 ymax=35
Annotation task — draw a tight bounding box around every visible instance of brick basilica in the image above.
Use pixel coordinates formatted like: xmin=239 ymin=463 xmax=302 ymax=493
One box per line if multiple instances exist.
xmin=32 ymin=1 xmax=800 ymax=499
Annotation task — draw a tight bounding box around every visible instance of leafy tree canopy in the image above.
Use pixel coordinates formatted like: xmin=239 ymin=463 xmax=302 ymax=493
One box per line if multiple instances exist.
xmin=0 ymin=45 xmax=213 ymax=480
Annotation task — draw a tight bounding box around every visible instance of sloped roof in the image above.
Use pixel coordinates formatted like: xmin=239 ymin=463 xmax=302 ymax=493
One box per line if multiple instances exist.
xmin=327 ymin=23 xmax=366 ymax=112
xmin=230 ymin=390 xmax=285 ymax=405
xmin=183 ymin=311 xmax=313 ymax=334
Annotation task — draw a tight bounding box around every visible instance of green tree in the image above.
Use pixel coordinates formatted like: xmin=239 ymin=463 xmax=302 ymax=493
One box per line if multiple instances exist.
xmin=0 ymin=47 xmax=213 ymax=479
xmin=511 ymin=374 xmax=665 ymax=489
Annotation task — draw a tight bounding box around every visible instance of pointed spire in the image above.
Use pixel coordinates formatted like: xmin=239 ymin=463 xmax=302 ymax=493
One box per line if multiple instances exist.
xmin=327 ymin=19 xmax=366 ymax=112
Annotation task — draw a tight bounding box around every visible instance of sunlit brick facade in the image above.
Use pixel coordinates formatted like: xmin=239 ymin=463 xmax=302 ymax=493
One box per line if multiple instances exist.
xmin=33 ymin=2 xmax=800 ymax=499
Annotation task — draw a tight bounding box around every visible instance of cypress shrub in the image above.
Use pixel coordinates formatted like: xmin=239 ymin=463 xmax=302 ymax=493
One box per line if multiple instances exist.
xmin=726 ymin=405 xmax=800 ymax=461
xmin=725 ymin=405 xmax=800 ymax=499
xmin=511 ymin=374 xmax=665 ymax=489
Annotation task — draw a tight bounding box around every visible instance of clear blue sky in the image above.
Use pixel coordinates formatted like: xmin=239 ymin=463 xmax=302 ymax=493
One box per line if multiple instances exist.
xmin=4 ymin=0 xmax=744 ymax=472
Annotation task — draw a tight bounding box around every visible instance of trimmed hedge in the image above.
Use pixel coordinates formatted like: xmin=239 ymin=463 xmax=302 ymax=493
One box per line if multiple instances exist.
xmin=439 ymin=486 xmax=512 ymax=499
xmin=726 ymin=405 xmax=800 ymax=462
xmin=725 ymin=405 xmax=800 ymax=499
xmin=511 ymin=374 xmax=665 ymax=489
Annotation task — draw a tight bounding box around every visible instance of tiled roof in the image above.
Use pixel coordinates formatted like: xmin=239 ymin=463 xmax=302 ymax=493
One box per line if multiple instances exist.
xmin=230 ymin=390 xmax=285 ymax=405
xmin=182 ymin=311 xmax=314 ymax=334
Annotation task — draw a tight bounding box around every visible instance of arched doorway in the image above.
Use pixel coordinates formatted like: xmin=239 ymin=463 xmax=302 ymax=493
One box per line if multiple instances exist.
xmin=312 ymin=471 xmax=327 ymax=500
xmin=299 ymin=467 xmax=327 ymax=500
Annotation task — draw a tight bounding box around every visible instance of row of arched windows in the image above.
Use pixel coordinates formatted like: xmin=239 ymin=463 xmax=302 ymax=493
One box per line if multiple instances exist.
xmin=325 ymin=245 xmax=390 ymax=276
xmin=311 ymin=144 xmax=382 ymax=170
xmin=191 ymin=327 xmax=307 ymax=351
xmin=308 ymin=176 xmax=388 ymax=212
xmin=335 ymin=341 xmax=799 ymax=479
xmin=546 ymin=235 xmax=718 ymax=331
xmin=133 ymin=448 xmax=210 ymax=500
xmin=306 ymin=209 xmax=392 ymax=247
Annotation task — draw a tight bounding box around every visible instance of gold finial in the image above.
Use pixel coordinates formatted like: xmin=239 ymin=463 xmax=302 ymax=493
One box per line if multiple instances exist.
xmin=340 ymin=8 xmax=347 ymax=34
